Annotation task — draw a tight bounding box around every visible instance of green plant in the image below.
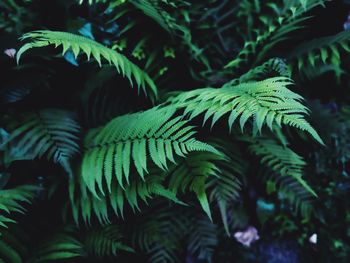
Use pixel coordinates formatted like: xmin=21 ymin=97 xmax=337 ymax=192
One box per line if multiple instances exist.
xmin=2 ymin=0 xmax=350 ymax=262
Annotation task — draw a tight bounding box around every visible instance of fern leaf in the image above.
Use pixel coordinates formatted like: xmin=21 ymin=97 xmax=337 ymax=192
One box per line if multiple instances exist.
xmin=187 ymin=213 xmax=218 ymax=262
xmin=16 ymin=30 xmax=158 ymax=100
xmin=85 ymin=225 xmax=134 ymax=257
xmin=169 ymin=77 xmax=323 ymax=144
xmin=82 ymin=107 xmax=219 ymax=196
xmin=289 ymin=30 xmax=350 ymax=71
xmin=70 ymin=167 xmax=184 ymax=224
xmin=5 ymin=109 xmax=81 ymax=177
xmin=30 ymin=227 xmax=84 ymax=263
xmin=0 ymin=185 xmax=37 ymax=229
xmin=206 ymin=141 xmax=245 ymax=235
xmin=246 ymin=136 xmax=317 ymax=197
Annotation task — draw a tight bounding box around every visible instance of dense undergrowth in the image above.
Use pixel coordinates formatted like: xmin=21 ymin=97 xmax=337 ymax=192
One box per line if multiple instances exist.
xmin=1 ymin=0 xmax=350 ymax=262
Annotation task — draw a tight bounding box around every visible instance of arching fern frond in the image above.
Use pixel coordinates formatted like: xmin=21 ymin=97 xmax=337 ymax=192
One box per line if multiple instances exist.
xmin=16 ymin=30 xmax=158 ymax=100
xmin=0 ymin=185 xmax=37 ymax=229
xmin=85 ymin=225 xmax=134 ymax=257
xmin=69 ymin=168 xmax=184 ymax=224
xmin=4 ymin=109 xmax=81 ymax=177
xmin=187 ymin=213 xmax=218 ymax=262
xmin=168 ymin=77 xmax=323 ymax=145
xmin=226 ymin=0 xmax=327 ymax=71
xmin=206 ymin=141 xmax=245 ymax=235
xmin=233 ymin=58 xmax=291 ymax=85
xmin=0 ymin=227 xmax=26 ymax=263
xmin=264 ymin=171 xmax=315 ymax=220
xmin=289 ymin=30 xmax=350 ymax=72
xmin=133 ymin=203 xmax=185 ymax=263
xmin=167 ymin=152 xmax=224 ymax=221
xmin=245 ymin=136 xmax=317 ymax=197
xmin=82 ymin=107 xmax=219 ymax=196
xmin=30 ymin=226 xmax=84 ymax=263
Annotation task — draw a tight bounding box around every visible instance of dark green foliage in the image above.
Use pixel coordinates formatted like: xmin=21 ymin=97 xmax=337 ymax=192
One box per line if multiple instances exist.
xmin=2 ymin=0 xmax=350 ymax=262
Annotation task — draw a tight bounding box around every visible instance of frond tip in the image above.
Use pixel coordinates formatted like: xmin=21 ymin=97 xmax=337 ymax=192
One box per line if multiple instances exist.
xmin=169 ymin=77 xmax=324 ymax=145
xmin=16 ymin=30 xmax=158 ymax=100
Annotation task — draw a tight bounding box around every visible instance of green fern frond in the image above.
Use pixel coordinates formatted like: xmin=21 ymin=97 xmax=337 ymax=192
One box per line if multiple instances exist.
xmin=129 ymin=0 xmax=178 ymax=35
xmin=246 ymin=136 xmax=317 ymax=197
xmin=133 ymin=204 xmax=184 ymax=263
xmin=206 ymin=141 xmax=245 ymax=235
xmin=69 ymin=168 xmax=184 ymax=224
xmin=289 ymin=30 xmax=350 ymax=71
xmin=85 ymin=225 xmax=134 ymax=257
xmin=169 ymin=77 xmax=323 ymax=145
xmin=82 ymin=107 xmax=219 ymax=196
xmin=187 ymin=213 xmax=218 ymax=262
xmin=265 ymin=172 xmax=315 ymax=220
xmin=0 ymin=228 xmax=25 ymax=263
xmin=30 ymin=227 xmax=84 ymax=263
xmin=16 ymin=30 xmax=158 ymax=100
xmin=0 ymin=185 xmax=37 ymax=229
xmin=233 ymin=58 xmax=291 ymax=84
xmin=4 ymin=109 xmax=81 ymax=177
xmin=167 ymin=152 xmax=225 ymax=221
xmin=227 ymin=0 xmax=327 ymax=70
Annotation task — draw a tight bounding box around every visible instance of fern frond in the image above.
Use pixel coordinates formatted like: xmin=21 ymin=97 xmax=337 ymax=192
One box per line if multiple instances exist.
xmin=16 ymin=30 xmax=158 ymax=100
xmin=0 ymin=185 xmax=37 ymax=228
xmin=82 ymin=107 xmax=219 ymax=196
xmin=4 ymin=109 xmax=81 ymax=177
xmin=233 ymin=58 xmax=291 ymax=85
xmin=69 ymin=168 xmax=184 ymax=224
xmin=133 ymin=203 xmax=185 ymax=263
xmin=129 ymin=0 xmax=178 ymax=35
xmin=187 ymin=213 xmax=218 ymax=262
xmin=0 ymin=228 xmax=26 ymax=263
xmin=227 ymin=0 xmax=327 ymax=70
xmin=30 ymin=227 xmax=84 ymax=263
xmin=289 ymin=30 xmax=350 ymax=71
xmin=246 ymin=136 xmax=317 ymax=197
xmin=85 ymin=225 xmax=134 ymax=257
xmin=166 ymin=152 xmax=225 ymax=221
xmin=265 ymin=172 xmax=315 ymax=220
xmin=169 ymin=77 xmax=323 ymax=144
xmin=206 ymin=141 xmax=245 ymax=235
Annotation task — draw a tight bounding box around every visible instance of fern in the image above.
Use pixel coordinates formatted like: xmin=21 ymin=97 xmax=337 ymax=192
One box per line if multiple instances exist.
xmin=206 ymin=141 xmax=245 ymax=235
xmin=187 ymin=213 xmax=218 ymax=262
xmin=226 ymin=0 xmax=327 ymax=70
xmin=264 ymin=171 xmax=315 ymax=220
xmin=133 ymin=203 xmax=185 ymax=263
xmin=4 ymin=109 xmax=81 ymax=177
xmin=245 ymin=136 xmax=317 ymax=197
xmin=233 ymin=58 xmax=291 ymax=84
xmin=29 ymin=227 xmax=84 ymax=263
xmin=84 ymin=225 xmax=134 ymax=257
xmin=166 ymin=152 xmax=225 ymax=221
xmin=69 ymin=168 xmax=184 ymax=224
xmin=0 ymin=185 xmax=37 ymax=229
xmin=169 ymin=77 xmax=323 ymax=144
xmin=82 ymin=107 xmax=219 ymax=196
xmin=0 ymin=228 xmax=26 ymax=263
xmin=289 ymin=29 xmax=350 ymax=71
xmin=129 ymin=0 xmax=179 ymax=35
xmin=16 ymin=30 xmax=158 ymax=100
